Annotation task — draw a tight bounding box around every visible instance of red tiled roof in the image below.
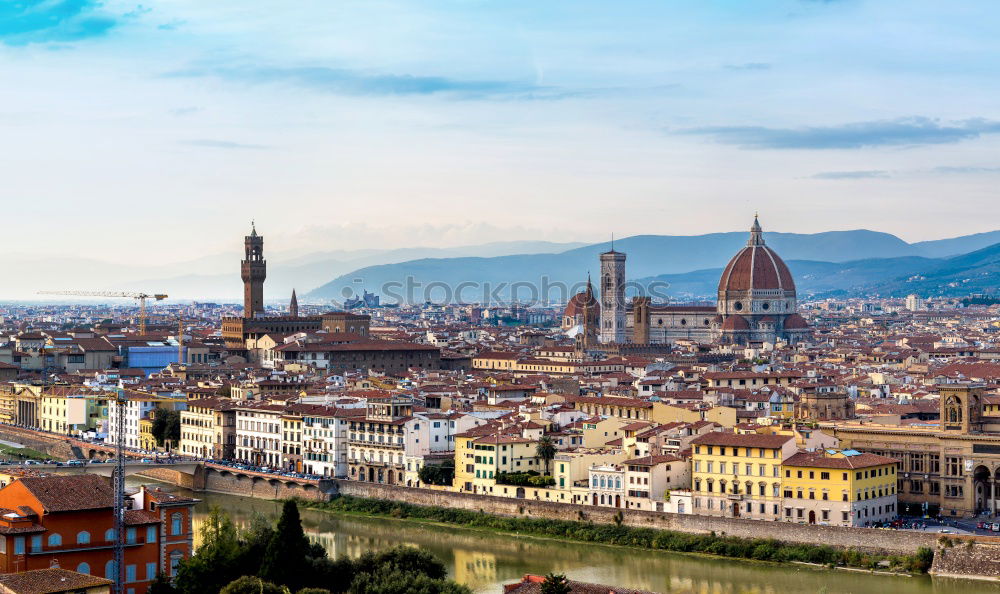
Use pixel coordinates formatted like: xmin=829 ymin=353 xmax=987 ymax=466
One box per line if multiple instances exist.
xmin=0 ymin=568 xmax=112 ymax=593
xmin=783 ymin=451 xmax=899 ymax=469
xmin=16 ymin=475 xmax=113 ymax=513
xmin=690 ymin=432 xmax=793 ymax=449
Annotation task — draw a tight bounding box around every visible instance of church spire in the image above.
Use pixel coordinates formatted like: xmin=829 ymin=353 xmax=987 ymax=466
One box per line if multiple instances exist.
xmin=289 ymin=288 xmax=299 ymax=317
xmin=748 ymin=214 xmax=764 ymax=246
xmin=250 ymin=220 xmax=258 ymax=237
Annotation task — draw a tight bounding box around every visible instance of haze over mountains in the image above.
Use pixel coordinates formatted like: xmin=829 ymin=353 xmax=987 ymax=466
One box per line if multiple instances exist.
xmin=3 ymin=241 xmax=585 ymax=302
xmin=306 ymin=229 xmax=1000 ymax=304
xmin=9 ymin=230 xmax=1000 ymax=303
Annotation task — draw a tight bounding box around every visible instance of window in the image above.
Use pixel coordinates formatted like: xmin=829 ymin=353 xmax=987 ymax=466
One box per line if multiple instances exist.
xmin=14 ymin=537 xmax=24 ymax=555
xmin=47 ymin=533 xmax=61 ymax=547
xmin=105 ymin=529 xmax=116 ymax=542
xmin=171 ymin=513 xmax=183 ymax=536
xmin=126 ymin=527 xmax=137 ymax=545
xmin=105 ymin=561 xmax=118 ymax=580
xmin=77 ymin=562 xmax=91 ymax=575
xmin=147 ymin=526 xmax=157 ymax=543
xmin=126 ymin=564 xmax=137 ymax=582
xmin=147 ymin=562 xmax=157 ymax=580
xmin=30 ymin=535 xmax=41 ymax=553
xmin=169 ymin=551 xmax=183 ymax=576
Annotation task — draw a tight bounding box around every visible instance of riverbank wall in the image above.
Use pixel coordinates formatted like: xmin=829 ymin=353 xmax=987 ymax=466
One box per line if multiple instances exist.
xmin=335 ymin=480 xmax=940 ymax=554
xmin=4 ymin=425 xmax=1000 ymax=579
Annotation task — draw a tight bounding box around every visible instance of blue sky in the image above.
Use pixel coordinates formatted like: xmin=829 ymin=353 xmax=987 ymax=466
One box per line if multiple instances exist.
xmin=2 ymin=0 xmax=999 ymax=263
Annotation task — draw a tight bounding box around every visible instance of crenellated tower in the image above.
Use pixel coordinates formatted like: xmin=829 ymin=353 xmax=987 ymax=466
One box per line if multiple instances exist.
xmin=241 ymin=222 xmax=266 ymax=318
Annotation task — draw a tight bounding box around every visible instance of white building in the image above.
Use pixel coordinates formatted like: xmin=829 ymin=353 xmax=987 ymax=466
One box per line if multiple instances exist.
xmin=622 ymin=454 xmax=690 ymax=512
xmin=234 ymin=403 xmax=285 ymax=467
xmin=588 ymin=463 xmax=626 ymax=508
xmin=301 ymin=407 xmax=363 ymax=478
xmin=905 ymin=294 xmax=927 ymax=312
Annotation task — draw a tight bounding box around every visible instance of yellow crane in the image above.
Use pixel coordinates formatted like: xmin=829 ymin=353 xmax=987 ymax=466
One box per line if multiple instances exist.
xmin=37 ymin=290 xmax=168 ymax=335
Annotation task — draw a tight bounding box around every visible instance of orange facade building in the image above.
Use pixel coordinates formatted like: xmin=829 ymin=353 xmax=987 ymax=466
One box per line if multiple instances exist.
xmin=0 ymin=475 xmax=197 ymax=594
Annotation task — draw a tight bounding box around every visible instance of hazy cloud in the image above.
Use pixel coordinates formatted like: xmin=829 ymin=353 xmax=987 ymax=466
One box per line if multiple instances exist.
xmin=929 ymin=165 xmax=1000 ymax=175
xmin=724 ymin=62 xmax=771 ymax=71
xmin=811 ymin=170 xmax=890 ymax=179
xmin=181 ymin=139 xmax=269 ymax=150
xmin=166 ymin=64 xmax=552 ymax=99
xmin=0 ymin=0 xmax=117 ymax=45
xmin=680 ymin=117 xmax=1000 ymax=149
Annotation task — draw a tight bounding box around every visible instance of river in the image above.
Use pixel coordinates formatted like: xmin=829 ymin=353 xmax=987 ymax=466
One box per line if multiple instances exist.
xmin=139 ymin=481 xmax=999 ymax=594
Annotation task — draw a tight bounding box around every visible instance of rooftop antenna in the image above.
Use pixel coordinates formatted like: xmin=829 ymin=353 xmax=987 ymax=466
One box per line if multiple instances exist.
xmin=611 ymin=232 xmax=614 ymax=252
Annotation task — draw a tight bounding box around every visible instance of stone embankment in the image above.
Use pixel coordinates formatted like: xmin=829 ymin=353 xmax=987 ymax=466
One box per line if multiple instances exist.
xmin=2 ymin=425 xmax=999 ymax=580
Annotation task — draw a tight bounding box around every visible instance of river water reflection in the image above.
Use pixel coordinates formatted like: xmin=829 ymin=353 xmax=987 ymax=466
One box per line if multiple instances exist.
xmin=157 ymin=483 xmax=998 ymax=594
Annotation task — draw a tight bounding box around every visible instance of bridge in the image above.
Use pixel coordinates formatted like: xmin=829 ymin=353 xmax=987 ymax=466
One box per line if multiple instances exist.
xmin=0 ymin=425 xmax=337 ymax=500
xmin=1 ymin=461 xmax=202 ymax=478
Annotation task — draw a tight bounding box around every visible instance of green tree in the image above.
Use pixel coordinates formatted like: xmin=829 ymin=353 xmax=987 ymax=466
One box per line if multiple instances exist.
xmin=260 ymin=501 xmax=312 ymax=591
xmin=535 ymin=437 xmax=556 ymax=475
xmin=151 ymin=408 xmax=181 ymax=449
xmin=147 ymin=574 xmax=178 ymax=594
xmin=349 ymin=567 xmax=470 ymax=594
xmin=220 ymin=576 xmax=290 ymax=594
xmin=540 ymin=573 xmax=571 ymax=594
xmin=352 ymin=546 xmax=447 ymax=581
xmin=175 ymin=506 xmax=245 ymax=594
xmin=417 ymin=460 xmax=455 ymax=486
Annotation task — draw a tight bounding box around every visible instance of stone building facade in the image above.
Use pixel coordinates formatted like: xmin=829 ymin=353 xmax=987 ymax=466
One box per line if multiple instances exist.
xmin=833 ymin=383 xmax=1000 ymax=517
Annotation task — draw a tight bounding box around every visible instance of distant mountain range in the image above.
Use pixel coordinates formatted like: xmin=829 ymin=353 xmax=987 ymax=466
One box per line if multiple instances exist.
xmin=3 ymin=240 xmax=586 ymax=301
xmin=306 ymin=230 xmax=1000 ymax=303
xmin=11 ymin=230 xmax=999 ymax=303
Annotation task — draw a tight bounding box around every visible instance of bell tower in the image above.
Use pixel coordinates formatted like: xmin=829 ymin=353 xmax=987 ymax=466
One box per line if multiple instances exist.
xmin=940 ymin=383 xmax=985 ymax=433
xmin=241 ymin=222 xmax=266 ymax=318
xmin=599 ymin=241 xmax=626 ymax=344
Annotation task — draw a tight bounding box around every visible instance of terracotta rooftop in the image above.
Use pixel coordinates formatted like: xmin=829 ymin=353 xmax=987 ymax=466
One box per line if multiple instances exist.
xmin=690 ymin=432 xmax=794 ymax=449
xmin=15 ymin=475 xmax=113 ymax=513
xmin=0 ymin=568 xmax=112 ymax=594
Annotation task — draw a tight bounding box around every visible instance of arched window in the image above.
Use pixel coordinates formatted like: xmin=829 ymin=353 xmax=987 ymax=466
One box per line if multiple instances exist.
xmin=77 ymin=531 xmax=90 ymax=545
xmin=169 ymin=550 xmax=184 ymax=576
xmin=77 ymin=562 xmax=90 ymax=575
xmin=47 ymin=533 xmax=61 ymax=547
xmin=105 ymin=529 xmax=116 ymax=542
xmin=105 ymin=560 xmax=117 ymax=580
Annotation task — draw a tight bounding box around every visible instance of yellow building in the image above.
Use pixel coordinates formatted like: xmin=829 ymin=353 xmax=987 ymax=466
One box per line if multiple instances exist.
xmin=690 ymin=432 xmax=797 ymax=520
xmin=453 ymin=426 xmax=546 ymax=497
xmin=139 ymin=417 xmax=157 ymax=451
xmin=781 ymin=450 xmax=899 ymax=526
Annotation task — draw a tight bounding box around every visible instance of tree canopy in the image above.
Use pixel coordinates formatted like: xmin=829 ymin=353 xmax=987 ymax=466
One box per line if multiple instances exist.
xmin=150 ymin=408 xmax=181 ymax=448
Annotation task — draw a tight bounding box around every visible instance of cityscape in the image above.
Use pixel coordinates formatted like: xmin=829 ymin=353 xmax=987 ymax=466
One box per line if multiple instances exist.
xmin=3 ymin=1 xmax=1000 ymax=594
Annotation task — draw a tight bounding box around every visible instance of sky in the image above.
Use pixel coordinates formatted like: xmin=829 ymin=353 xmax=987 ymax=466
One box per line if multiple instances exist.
xmin=2 ymin=0 xmax=1000 ymax=265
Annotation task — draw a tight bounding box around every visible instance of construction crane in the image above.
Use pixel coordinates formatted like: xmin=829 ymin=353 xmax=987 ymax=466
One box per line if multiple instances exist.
xmin=111 ymin=387 xmax=127 ymax=594
xmin=37 ymin=291 xmax=168 ymax=335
